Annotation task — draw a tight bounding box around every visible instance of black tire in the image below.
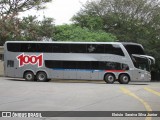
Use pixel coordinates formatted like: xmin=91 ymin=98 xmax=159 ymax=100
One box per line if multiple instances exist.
xmin=34 ymin=77 xmax=37 ymax=81
xmin=118 ymin=80 xmax=123 ymax=84
xmin=36 ymin=72 xmax=48 ymax=82
xmin=119 ymin=74 xmax=130 ymax=84
xmin=47 ymin=79 xmax=51 ymax=81
xmin=104 ymin=74 xmax=115 ymax=84
xmin=24 ymin=71 xmax=35 ymax=81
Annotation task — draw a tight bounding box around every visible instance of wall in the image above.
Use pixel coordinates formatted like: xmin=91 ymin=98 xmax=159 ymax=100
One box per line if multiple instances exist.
xmin=0 ymin=61 xmax=4 ymax=76
xmin=0 ymin=46 xmax=4 ymax=76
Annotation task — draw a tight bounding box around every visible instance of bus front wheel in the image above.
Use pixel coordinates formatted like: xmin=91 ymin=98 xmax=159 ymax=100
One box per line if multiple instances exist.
xmin=104 ymin=74 xmax=115 ymax=84
xmin=119 ymin=74 xmax=130 ymax=84
xmin=36 ymin=72 xmax=48 ymax=82
xmin=24 ymin=71 xmax=35 ymax=81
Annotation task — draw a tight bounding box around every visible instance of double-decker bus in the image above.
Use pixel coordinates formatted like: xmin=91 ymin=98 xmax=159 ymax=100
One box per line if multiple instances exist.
xmin=4 ymin=41 xmax=155 ymax=84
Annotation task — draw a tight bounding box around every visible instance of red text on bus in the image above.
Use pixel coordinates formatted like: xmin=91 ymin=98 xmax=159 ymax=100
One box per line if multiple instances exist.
xmin=17 ymin=53 xmax=43 ymax=67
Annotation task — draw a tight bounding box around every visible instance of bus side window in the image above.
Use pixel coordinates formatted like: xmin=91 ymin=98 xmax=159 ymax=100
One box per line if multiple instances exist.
xmin=77 ymin=61 xmax=91 ymax=70
xmin=69 ymin=44 xmax=87 ymax=53
xmin=94 ymin=44 xmax=105 ymax=53
xmin=87 ymin=44 xmax=105 ymax=53
xmin=7 ymin=60 xmax=14 ymax=67
xmin=122 ymin=64 xmax=129 ymax=70
xmin=20 ymin=43 xmax=37 ymax=52
xmin=91 ymin=61 xmax=99 ymax=69
xmin=105 ymin=44 xmax=124 ymax=56
xmin=87 ymin=44 xmax=96 ymax=53
xmin=7 ymin=43 xmax=20 ymax=52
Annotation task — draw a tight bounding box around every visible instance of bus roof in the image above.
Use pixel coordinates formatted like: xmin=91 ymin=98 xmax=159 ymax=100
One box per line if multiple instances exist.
xmin=5 ymin=41 xmax=124 ymax=45
xmin=121 ymin=42 xmax=142 ymax=46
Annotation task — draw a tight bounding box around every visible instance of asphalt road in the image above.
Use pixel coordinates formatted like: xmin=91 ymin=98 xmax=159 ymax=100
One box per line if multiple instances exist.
xmin=0 ymin=77 xmax=160 ymax=120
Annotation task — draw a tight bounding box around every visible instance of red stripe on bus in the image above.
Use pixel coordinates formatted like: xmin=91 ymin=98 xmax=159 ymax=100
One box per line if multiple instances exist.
xmin=105 ymin=70 xmax=125 ymax=72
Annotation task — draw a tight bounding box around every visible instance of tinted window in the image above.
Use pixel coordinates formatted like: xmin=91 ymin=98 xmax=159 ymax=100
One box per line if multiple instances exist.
xmin=61 ymin=44 xmax=70 ymax=53
xmin=105 ymin=44 xmax=124 ymax=56
xmin=70 ymin=44 xmax=87 ymax=53
xmin=45 ymin=60 xmax=129 ymax=70
xmin=91 ymin=61 xmax=99 ymax=69
xmin=45 ymin=61 xmax=77 ymax=69
xmin=87 ymin=44 xmax=105 ymax=53
xmin=7 ymin=43 xmax=124 ymax=55
xmin=37 ymin=44 xmax=53 ymax=52
xmin=124 ymin=45 xmax=145 ymax=55
xmin=132 ymin=56 xmax=149 ymax=71
xmin=45 ymin=61 xmax=91 ymax=69
xmin=7 ymin=43 xmax=20 ymax=52
xmin=77 ymin=61 xmax=91 ymax=69
xmin=106 ymin=62 xmax=117 ymax=70
xmin=63 ymin=61 xmax=77 ymax=69
xmin=99 ymin=62 xmax=129 ymax=70
xmin=45 ymin=61 xmax=63 ymax=68
xmin=122 ymin=64 xmax=129 ymax=70
xmin=51 ymin=44 xmax=69 ymax=53
xmin=95 ymin=44 xmax=105 ymax=53
xmin=37 ymin=44 xmax=69 ymax=53
xmin=87 ymin=44 xmax=96 ymax=53
xmin=20 ymin=43 xmax=37 ymax=52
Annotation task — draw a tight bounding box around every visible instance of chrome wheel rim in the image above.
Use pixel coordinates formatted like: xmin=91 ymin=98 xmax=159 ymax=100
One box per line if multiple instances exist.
xmin=108 ymin=75 xmax=114 ymax=82
xmin=26 ymin=74 xmax=33 ymax=80
xmin=122 ymin=76 xmax=129 ymax=82
xmin=38 ymin=74 xmax=45 ymax=81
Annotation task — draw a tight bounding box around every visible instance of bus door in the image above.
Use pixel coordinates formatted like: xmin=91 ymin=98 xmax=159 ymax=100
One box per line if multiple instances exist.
xmin=6 ymin=60 xmax=15 ymax=77
xmin=5 ymin=58 xmax=22 ymax=77
xmin=14 ymin=58 xmax=23 ymax=78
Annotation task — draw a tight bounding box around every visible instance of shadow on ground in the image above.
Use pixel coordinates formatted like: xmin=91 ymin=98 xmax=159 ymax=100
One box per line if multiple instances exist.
xmin=4 ymin=78 xmax=150 ymax=85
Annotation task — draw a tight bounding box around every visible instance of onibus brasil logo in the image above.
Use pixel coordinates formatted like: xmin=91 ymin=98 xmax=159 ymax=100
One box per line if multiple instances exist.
xmin=16 ymin=53 xmax=43 ymax=67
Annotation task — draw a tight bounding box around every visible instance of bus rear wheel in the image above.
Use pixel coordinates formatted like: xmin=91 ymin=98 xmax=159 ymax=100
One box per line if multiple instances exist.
xmin=104 ymin=74 xmax=115 ymax=84
xmin=36 ymin=72 xmax=48 ymax=82
xmin=119 ymin=74 xmax=130 ymax=84
xmin=24 ymin=71 xmax=35 ymax=81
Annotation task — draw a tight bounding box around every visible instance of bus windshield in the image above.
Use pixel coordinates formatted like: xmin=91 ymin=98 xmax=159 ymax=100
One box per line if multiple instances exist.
xmin=132 ymin=55 xmax=150 ymax=72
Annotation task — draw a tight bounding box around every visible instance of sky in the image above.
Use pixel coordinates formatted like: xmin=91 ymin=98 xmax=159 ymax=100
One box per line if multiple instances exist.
xmin=20 ymin=0 xmax=88 ymax=25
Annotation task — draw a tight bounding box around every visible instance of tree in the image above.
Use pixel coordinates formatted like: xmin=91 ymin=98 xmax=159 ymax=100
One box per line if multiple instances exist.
xmin=18 ymin=16 xmax=55 ymax=41
xmin=73 ymin=0 xmax=160 ymax=41
xmin=54 ymin=24 xmax=116 ymax=42
xmin=0 ymin=0 xmax=52 ymax=45
xmin=0 ymin=0 xmax=52 ymax=18
xmin=73 ymin=14 xmax=103 ymax=31
xmin=72 ymin=0 xmax=160 ymax=71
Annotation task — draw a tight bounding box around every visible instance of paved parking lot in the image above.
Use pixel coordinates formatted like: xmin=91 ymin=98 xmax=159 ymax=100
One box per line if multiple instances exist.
xmin=0 ymin=77 xmax=160 ymax=120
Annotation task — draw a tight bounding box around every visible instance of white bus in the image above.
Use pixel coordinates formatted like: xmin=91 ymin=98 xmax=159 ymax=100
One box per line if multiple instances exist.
xmin=4 ymin=41 xmax=155 ymax=84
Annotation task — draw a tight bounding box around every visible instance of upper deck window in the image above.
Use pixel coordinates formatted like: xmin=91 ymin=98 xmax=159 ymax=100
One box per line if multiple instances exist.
xmin=105 ymin=44 xmax=124 ymax=56
xmin=7 ymin=42 xmax=124 ymax=56
xmin=87 ymin=44 xmax=105 ymax=53
xmin=20 ymin=43 xmax=37 ymax=52
xmin=123 ymin=44 xmax=145 ymax=55
xmin=37 ymin=44 xmax=70 ymax=53
xmin=70 ymin=44 xmax=87 ymax=53
xmin=7 ymin=43 xmax=20 ymax=52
